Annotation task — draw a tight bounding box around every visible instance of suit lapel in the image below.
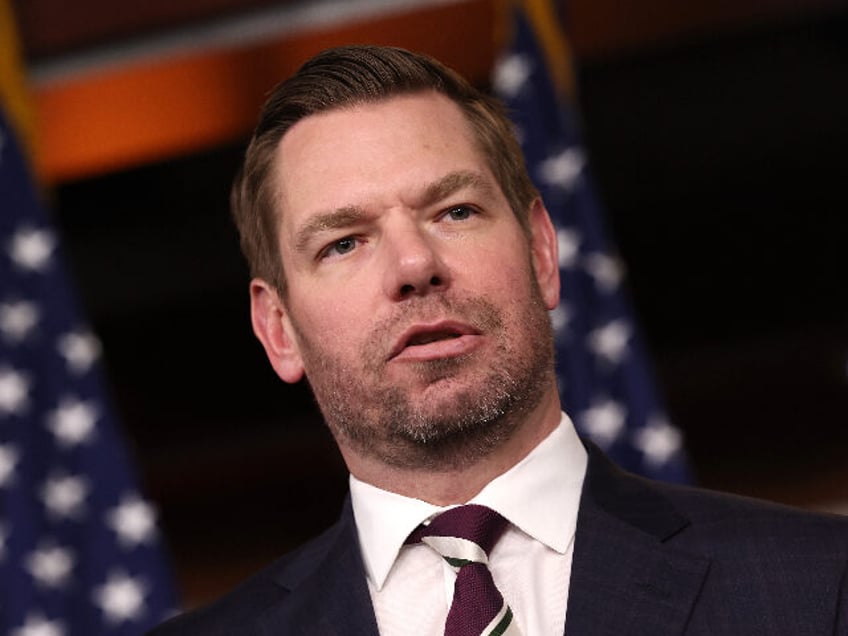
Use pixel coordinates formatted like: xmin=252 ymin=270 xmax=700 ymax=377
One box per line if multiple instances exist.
xmin=249 ymin=445 xmax=709 ymax=635
xmin=566 ymin=445 xmax=709 ymax=636
xmin=258 ymin=498 xmax=380 ymax=636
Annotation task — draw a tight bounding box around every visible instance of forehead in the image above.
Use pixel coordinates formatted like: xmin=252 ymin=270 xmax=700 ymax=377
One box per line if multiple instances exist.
xmin=271 ymin=92 xmax=494 ymax=229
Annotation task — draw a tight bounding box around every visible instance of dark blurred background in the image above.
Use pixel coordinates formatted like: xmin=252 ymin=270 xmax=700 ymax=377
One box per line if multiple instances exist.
xmin=13 ymin=0 xmax=848 ymax=607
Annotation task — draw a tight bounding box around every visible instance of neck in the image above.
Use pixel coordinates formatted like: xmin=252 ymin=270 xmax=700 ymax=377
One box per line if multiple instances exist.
xmin=340 ymin=386 xmax=562 ymax=505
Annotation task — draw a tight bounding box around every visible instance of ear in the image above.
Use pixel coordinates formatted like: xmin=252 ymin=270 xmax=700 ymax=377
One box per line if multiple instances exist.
xmin=249 ymin=279 xmax=305 ymax=383
xmin=527 ymin=198 xmax=561 ymax=310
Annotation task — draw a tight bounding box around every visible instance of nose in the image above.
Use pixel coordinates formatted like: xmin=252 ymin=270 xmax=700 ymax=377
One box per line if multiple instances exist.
xmin=381 ymin=221 xmax=450 ymax=301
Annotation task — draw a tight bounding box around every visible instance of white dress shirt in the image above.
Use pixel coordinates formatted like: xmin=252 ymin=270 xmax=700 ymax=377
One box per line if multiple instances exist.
xmin=350 ymin=413 xmax=588 ymax=635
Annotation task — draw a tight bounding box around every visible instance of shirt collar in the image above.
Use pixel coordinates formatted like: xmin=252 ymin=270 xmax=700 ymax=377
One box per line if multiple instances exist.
xmin=350 ymin=413 xmax=587 ymax=590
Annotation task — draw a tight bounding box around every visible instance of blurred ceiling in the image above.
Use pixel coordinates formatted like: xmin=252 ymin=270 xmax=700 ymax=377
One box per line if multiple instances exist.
xmin=12 ymin=0 xmax=848 ymax=182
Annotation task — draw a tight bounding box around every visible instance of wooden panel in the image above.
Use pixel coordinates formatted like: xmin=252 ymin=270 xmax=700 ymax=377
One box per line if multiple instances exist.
xmin=28 ymin=0 xmax=846 ymax=182
xmin=16 ymin=0 xmax=845 ymax=60
xmin=13 ymin=0 xmax=290 ymax=58
xmin=33 ymin=0 xmax=495 ymax=182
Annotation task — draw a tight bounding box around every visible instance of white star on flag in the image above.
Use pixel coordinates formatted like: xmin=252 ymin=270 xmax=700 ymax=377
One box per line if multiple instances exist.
xmin=41 ymin=474 xmax=89 ymax=519
xmin=492 ymin=53 xmax=533 ymax=98
xmin=46 ymin=397 xmax=98 ymax=447
xmin=0 ymin=300 xmax=40 ymax=341
xmin=557 ymin=227 xmax=581 ymax=268
xmin=8 ymin=227 xmax=56 ymax=272
xmin=584 ymin=252 xmax=624 ymax=293
xmin=11 ymin=614 xmax=66 ymax=636
xmin=56 ymin=330 xmax=101 ymax=374
xmin=0 ymin=366 xmax=31 ymax=415
xmin=107 ymin=495 xmax=158 ymax=548
xmin=580 ymin=399 xmax=627 ymax=447
xmin=93 ymin=571 xmax=147 ymax=623
xmin=538 ymin=147 xmax=585 ymax=190
xmin=25 ymin=544 xmax=76 ymax=588
xmin=633 ymin=417 xmax=684 ymax=468
xmin=588 ymin=319 xmax=632 ymax=365
xmin=0 ymin=444 xmax=19 ymax=487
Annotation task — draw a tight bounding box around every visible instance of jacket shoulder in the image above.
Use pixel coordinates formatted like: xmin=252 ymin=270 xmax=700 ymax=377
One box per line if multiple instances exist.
xmin=147 ymin=520 xmax=346 ymax=636
xmin=576 ymin=446 xmax=848 ymax=633
xmin=656 ymin=477 xmax=848 ymax=555
xmin=584 ymin=441 xmax=848 ymax=554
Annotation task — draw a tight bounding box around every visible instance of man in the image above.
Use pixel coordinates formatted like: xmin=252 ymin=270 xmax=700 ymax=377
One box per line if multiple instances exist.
xmin=151 ymin=45 xmax=848 ymax=635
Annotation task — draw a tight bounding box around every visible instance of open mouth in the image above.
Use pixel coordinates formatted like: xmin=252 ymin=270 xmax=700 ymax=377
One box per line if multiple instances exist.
xmin=406 ymin=330 xmax=463 ymax=347
xmin=389 ymin=321 xmax=479 ymax=361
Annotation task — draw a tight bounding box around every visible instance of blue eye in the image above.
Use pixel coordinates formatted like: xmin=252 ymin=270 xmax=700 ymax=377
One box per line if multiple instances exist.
xmin=321 ymin=237 xmax=357 ymax=259
xmin=334 ymin=238 xmax=356 ymax=253
xmin=446 ymin=206 xmax=474 ymax=221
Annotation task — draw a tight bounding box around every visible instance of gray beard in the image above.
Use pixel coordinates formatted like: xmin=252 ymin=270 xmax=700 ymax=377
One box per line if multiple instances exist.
xmin=293 ymin=283 xmax=555 ymax=471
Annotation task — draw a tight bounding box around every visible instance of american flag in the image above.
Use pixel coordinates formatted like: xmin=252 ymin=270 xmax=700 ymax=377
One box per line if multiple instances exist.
xmin=493 ymin=0 xmax=691 ymax=483
xmin=0 ymin=106 xmax=177 ymax=631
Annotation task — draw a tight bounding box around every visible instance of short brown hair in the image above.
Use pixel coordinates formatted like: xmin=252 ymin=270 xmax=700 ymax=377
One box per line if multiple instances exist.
xmin=231 ymin=45 xmax=538 ymax=295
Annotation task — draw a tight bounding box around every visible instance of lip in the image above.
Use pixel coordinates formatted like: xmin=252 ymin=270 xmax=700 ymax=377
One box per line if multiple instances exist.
xmin=388 ymin=320 xmax=482 ymax=362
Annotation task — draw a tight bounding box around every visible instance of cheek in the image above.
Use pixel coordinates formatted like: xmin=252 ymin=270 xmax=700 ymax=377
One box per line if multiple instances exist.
xmin=303 ymin=304 xmax=373 ymax=361
xmin=477 ymin=249 xmax=535 ymax=296
xmin=287 ymin=273 xmax=382 ymax=346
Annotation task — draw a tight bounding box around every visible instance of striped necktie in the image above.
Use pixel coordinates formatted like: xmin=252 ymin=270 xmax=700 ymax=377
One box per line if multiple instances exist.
xmin=406 ymin=504 xmax=522 ymax=636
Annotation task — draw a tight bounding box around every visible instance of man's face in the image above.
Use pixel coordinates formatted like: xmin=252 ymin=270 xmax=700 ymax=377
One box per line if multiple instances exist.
xmin=252 ymin=91 xmax=560 ymax=470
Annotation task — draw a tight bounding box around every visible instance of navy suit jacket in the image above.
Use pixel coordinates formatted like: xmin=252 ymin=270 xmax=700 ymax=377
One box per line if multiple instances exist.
xmin=150 ymin=445 xmax=848 ymax=635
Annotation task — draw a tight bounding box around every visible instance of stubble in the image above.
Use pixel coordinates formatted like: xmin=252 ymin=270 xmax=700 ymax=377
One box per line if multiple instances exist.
xmin=291 ymin=276 xmax=555 ymax=471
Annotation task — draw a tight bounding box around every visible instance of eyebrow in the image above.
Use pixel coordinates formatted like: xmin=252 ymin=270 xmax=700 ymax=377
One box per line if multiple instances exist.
xmin=292 ymin=170 xmax=494 ymax=254
xmin=293 ymin=206 xmax=367 ymax=254
xmin=417 ymin=170 xmax=494 ymax=208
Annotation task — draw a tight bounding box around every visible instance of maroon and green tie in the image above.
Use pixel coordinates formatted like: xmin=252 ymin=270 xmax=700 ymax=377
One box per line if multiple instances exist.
xmin=406 ymin=504 xmax=521 ymax=636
